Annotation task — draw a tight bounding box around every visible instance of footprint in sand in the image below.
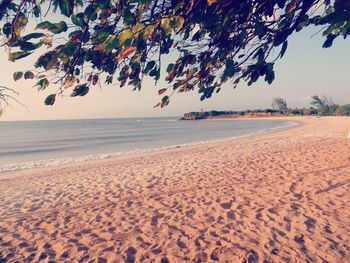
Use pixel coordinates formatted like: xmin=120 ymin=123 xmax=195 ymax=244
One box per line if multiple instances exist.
xmin=304 ymin=217 xmax=316 ymax=232
xmin=125 ymin=246 xmax=137 ymax=263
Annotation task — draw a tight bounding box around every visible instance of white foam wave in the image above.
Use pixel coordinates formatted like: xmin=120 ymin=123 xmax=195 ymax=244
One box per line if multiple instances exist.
xmin=0 ymin=121 xmax=298 ymax=175
xmin=135 ymin=119 xmax=178 ymax=123
xmin=0 ymin=152 xmax=123 ymax=174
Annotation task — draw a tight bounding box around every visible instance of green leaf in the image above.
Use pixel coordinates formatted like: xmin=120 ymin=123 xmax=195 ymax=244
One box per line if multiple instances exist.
xmin=52 ymin=21 xmax=68 ymax=34
xmin=14 ymin=15 xmax=28 ymax=37
xmin=124 ymin=9 xmax=136 ymax=25
xmin=192 ymin=30 xmax=202 ymax=41
xmin=74 ymin=68 xmax=80 ymax=76
xmin=105 ymin=75 xmax=113 ymax=85
xmin=166 ymin=63 xmax=174 ymax=73
xmin=58 ymin=0 xmax=74 ymax=17
xmin=34 ymin=6 xmax=41 ymax=17
xmin=36 ymin=21 xmax=53 ymax=30
xmin=172 ymin=16 xmax=185 ymax=33
xmin=161 ymin=18 xmax=173 ymax=35
xmin=161 ymin=95 xmax=170 ymax=108
xmin=105 ymin=36 xmax=118 ymax=52
xmin=35 ymin=78 xmax=49 ymax=90
xmin=44 ymin=94 xmax=56 ymax=105
xmin=24 ymin=71 xmax=35 ymax=79
xmin=144 ymin=60 xmax=156 ymax=73
xmin=92 ymin=75 xmax=99 ymax=85
xmin=149 ymin=68 xmax=158 ymax=77
xmin=119 ymin=30 xmax=133 ymax=46
xmin=323 ymin=34 xmax=336 ymax=48
xmin=22 ymin=33 xmax=46 ymax=41
xmin=71 ymin=14 xmax=82 ymax=26
xmin=19 ymin=41 xmax=43 ymax=52
xmin=36 ymin=21 xmax=68 ymax=34
xmin=224 ymin=60 xmax=235 ymax=77
xmin=13 ymin=72 xmax=23 ymax=81
xmin=3 ymin=23 xmax=12 ymax=36
xmin=280 ymin=41 xmax=288 ymax=58
xmin=265 ymin=64 xmax=275 ymax=84
xmin=155 ymin=70 xmax=160 ymax=81
xmin=84 ymin=5 xmax=94 ymax=22
xmin=273 ymin=30 xmax=289 ymax=46
xmin=8 ymin=51 xmax=31 ymax=62
xmin=71 ymin=84 xmax=89 ymax=97
xmin=69 ymin=30 xmax=83 ymax=42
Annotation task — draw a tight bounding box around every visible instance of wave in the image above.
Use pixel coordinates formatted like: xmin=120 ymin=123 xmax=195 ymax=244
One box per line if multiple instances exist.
xmin=0 ymin=121 xmax=298 ymax=175
xmin=135 ymin=119 xmax=179 ymax=123
xmin=0 ymin=153 xmax=124 ymax=174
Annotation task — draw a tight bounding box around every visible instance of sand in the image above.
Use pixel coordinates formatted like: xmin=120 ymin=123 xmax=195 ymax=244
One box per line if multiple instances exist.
xmin=0 ymin=116 xmax=349 ymax=262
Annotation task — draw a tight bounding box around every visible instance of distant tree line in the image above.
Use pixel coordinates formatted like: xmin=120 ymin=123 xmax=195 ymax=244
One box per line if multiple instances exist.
xmin=181 ymin=96 xmax=350 ymax=120
xmin=281 ymin=95 xmax=350 ymax=116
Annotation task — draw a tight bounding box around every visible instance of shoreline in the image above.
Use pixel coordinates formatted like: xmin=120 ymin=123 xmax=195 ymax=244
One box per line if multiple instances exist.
xmin=1 ymin=116 xmax=349 ymax=262
xmin=0 ymin=117 xmax=301 ymax=178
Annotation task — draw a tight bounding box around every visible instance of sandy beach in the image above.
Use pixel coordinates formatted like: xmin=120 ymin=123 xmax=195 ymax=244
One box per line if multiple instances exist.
xmin=0 ymin=116 xmax=349 ymax=262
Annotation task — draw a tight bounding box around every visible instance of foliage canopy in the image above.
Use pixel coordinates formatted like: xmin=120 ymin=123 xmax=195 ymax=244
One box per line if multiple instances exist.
xmin=0 ymin=0 xmax=349 ymax=106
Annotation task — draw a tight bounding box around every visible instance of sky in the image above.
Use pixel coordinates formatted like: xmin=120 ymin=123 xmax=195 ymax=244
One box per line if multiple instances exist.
xmin=0 ymin=26 xmax=349 ymax=121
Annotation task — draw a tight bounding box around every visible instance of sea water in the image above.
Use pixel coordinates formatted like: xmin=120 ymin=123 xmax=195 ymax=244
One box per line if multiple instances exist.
xmin=0 ymin=117 xmax=297 ymax=174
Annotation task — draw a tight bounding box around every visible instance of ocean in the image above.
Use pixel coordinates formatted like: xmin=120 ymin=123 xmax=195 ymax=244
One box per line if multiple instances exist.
xmin=0 ymin=117 xmax=297 ymax=174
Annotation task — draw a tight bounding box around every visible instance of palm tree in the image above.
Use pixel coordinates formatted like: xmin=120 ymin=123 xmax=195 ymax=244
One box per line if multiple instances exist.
xmin=272 ymin=97 xmax=288 ymax=111
xmin=310 ymin=95 xmax=328 ymax=109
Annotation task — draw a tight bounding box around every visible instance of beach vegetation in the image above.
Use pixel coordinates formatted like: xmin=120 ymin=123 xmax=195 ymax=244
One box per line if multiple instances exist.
xmin=182 ymin=96 xmax=350 ymax=119
xmin=310 ymin=95 xmax=330 ymax=109
xmin=272 ymin=97 xmax=288 ymax=111
xmin=335 ymin=104 xmax=350 ymax=115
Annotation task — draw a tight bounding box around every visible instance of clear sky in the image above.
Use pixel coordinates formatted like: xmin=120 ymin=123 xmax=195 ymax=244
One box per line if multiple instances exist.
xmin=0 ymin=26 xmax=349 ymax=121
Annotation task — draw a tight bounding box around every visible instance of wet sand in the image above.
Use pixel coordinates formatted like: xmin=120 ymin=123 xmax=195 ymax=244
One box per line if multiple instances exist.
xmin=0 ymin=117 xmax=349 ymax=262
